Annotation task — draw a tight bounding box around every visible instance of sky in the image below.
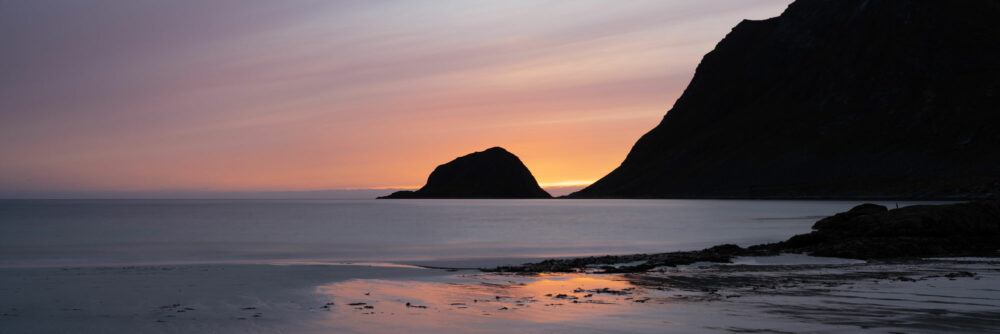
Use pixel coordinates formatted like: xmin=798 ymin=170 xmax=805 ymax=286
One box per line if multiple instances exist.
xmin=0 ymin=0 xmax=793 ymax=197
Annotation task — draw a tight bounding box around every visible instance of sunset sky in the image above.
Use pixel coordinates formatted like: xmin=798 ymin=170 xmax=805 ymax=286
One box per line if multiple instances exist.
xmin=0 ymin=0 xmax=792 ymax=196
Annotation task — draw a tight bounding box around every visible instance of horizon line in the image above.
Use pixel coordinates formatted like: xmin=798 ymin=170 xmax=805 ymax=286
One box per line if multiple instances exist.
xmin=0 ymin=183 xmax=593 ymax=199
xmin=0 ymin=182 xmax=594 ymax=195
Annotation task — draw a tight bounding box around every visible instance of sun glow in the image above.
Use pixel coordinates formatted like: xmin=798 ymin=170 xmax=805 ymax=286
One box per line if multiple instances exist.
xmin=539 ymin=180 xmax=595 ymax=188
xmin=313 ymin=272 xmax=673 ymax=331
xmin=0 ymin=1 xmax=793 ymax=195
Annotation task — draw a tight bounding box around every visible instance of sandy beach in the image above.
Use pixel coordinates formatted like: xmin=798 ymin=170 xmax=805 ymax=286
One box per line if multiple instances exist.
xmin=2 ymin=256 xmax=998 ymax=333
xmin=3 ymin=199 xmax=996 ymax=333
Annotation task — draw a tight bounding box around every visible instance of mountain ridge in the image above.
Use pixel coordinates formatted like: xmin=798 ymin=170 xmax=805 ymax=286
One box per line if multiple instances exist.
xmin=570 ymin=0 xmax=1000 ymax=199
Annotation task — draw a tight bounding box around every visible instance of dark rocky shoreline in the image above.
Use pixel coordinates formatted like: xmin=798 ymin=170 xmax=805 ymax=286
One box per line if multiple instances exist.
xmin=487 ymin=201 xmax=1000 ymax=273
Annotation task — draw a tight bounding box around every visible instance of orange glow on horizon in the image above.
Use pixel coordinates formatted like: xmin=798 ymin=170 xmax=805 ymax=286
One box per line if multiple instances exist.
xmin=538 ymin=180 xmax=595 ymax=188
xmin=0 ymin=1 xmax=794 ymax=195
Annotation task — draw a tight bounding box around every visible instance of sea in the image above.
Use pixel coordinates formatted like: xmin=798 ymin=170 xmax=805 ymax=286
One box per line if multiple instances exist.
xmin=0 ymin=199 xmax=944 ymax=268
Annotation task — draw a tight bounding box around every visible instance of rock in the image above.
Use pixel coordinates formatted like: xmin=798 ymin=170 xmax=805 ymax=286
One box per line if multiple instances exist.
xmin=379 ymin=147 xmax=551 ymax=199
xmin=570 ymin=0 xmax=1000 ymax=199
xmin=489 ymin=244 xmax=752 ymax=273
xmin=405 ymin=302 xmax=428 ymax=309
xmin=944 ymin=271 xmax=976 ymax=278
xmin=771 ymin=201 xmax=1000 ymax=259
xmin=490 ymin=201 xmax=1000 ymax=272
xmin=809 ymin=203 xmax=888 ymax=234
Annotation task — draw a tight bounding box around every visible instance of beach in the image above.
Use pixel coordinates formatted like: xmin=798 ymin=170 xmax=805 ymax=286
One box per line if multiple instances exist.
xmin=5 ymin=0 xmax=998 ymax=332
xmin=2 ymin=256 xmax=998 ymax=333
xmin=2 ymin=199 xmax=997 ymax=333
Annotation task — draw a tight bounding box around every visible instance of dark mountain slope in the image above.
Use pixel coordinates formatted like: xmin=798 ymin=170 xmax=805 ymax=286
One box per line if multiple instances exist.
xmin=570 ymin=0 xmax=1000 ymax=199
xmin=379 ymin=147 xmax=551 ymax=199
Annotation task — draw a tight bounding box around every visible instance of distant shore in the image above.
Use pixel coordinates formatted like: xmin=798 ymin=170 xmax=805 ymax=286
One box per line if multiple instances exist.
xmin=557 ymin=194 xmax=986 ymax=201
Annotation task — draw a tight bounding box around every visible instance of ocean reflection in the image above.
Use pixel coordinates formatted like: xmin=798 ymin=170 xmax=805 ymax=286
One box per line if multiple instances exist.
xmin=314 ymin=273 xmax=675 ymax=332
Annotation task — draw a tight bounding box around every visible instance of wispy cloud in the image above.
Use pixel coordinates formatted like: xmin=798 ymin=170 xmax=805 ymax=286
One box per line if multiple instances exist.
xmin=0 ymin=0 xmax=792 ymax=193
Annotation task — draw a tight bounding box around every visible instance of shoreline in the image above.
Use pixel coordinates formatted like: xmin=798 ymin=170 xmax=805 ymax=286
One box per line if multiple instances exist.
xmin=489 ymin=201 xmax=1000 ymax=273
xmin=3 ymin=257 xmax=998 ymax=333
xmin=3 ymin=201 xmax=998 ymax=332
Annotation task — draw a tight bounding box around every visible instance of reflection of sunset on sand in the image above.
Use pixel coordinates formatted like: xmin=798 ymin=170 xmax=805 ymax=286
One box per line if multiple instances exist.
xmin=1 ymin=259 xmax=998 ymax=333
xmin=309 ymin=259 xmax=1000 ymax=333
xmin=316 ymin=273 xmax=676 ymax=332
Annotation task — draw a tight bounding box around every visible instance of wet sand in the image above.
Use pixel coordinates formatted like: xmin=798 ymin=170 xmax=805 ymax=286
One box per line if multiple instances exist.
xmin=0 ymin=264 xmax=439 ymax=333
xmin=1 ymin=257 xmax=998 ymax=333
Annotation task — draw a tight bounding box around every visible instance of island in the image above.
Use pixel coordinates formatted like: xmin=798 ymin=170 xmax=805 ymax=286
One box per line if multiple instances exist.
xmin=378 ymin=147 xmax=552 ymax=199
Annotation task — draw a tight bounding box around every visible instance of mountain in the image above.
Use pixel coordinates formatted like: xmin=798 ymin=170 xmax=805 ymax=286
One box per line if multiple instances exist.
xmin=570 ymin=0 xmax=1000 ymax=199
xmin=378 ymin=147 xmax=551 ymax=199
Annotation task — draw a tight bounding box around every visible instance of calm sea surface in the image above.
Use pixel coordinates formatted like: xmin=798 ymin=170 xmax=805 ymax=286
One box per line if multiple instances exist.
xmin=0 ymin=199 xmax=941 ymax=267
